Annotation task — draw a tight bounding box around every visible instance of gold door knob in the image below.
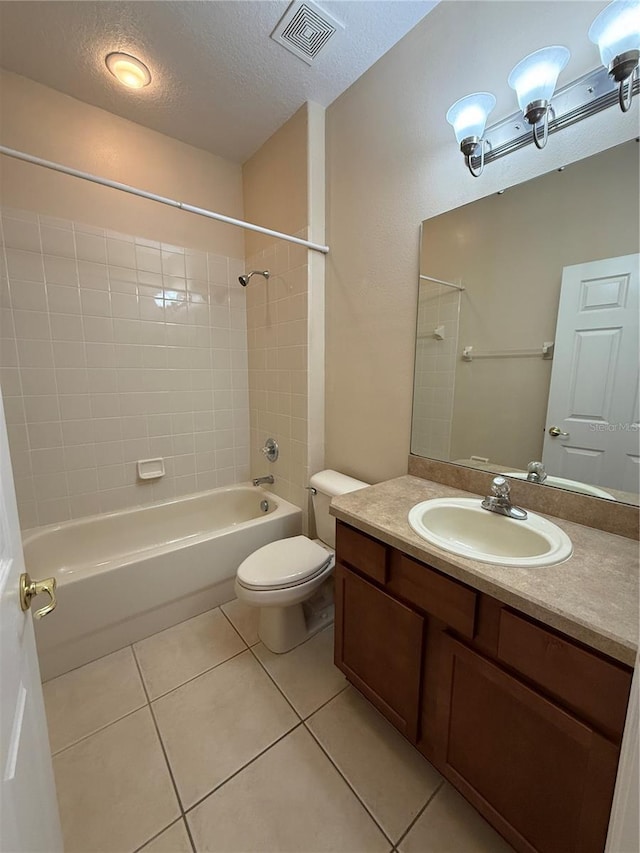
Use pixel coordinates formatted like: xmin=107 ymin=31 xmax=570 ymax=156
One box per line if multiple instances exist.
xmin=19 ymin=572 xmax=57 ymax=619
xmin=548 ymin=426 xmax=570 ymax=438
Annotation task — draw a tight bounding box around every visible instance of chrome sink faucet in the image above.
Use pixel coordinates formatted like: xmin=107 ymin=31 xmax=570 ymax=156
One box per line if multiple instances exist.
xmin=481 ymin=476 xmax=528 ymax=520
xmin=526 ymin=461 xmax=547 ymax=483
xmin=252 ymin=474 xmax=274 ymax=487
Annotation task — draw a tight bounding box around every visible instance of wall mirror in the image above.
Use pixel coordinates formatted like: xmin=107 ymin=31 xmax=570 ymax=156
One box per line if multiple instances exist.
xmin=412 ymin=140 xmax=639 ymax=505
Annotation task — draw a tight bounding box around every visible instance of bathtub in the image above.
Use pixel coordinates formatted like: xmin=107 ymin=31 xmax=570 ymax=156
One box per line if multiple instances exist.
xmin=24 ymin=485 xmax=302 ymax=681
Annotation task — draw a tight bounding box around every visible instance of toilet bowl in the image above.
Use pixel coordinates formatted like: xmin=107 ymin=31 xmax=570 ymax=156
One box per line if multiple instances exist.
xmin=234 ymin=470 xmax=368 ymax=653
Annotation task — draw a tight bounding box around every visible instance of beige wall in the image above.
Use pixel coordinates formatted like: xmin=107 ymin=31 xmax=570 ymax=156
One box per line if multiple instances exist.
xmin=242 ymin=104 xmax=308 ymax=257
xmin=325 ymin=1 xmax=638 ymax=485
xmin=0 ymin=70 xmax=244 ymax=256
xmin=242 ymin=106 xmax=314 ymax=528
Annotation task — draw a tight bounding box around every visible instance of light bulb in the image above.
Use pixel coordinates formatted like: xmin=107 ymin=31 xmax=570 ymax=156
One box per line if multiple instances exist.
xmin=589 ymin=0 xmax=640 ymax=71
xmin=105 ymin=53 xmax=151 ymax=89
xmin=508 ymin=46 xmax=570 ymax=119
xmin=446 ymin=93 xmax=496 ymax=146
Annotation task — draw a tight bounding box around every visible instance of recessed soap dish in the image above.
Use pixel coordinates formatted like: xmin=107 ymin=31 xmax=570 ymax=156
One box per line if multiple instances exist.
xmin=137 ymin=458 xmax=165 ymax=480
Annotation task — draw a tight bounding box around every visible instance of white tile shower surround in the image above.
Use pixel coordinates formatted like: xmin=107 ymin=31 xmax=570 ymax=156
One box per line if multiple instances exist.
xmin=0 ymin=207 xmax=250 ymax=529
xmin=412 ymin=282 xmax=460 ymax=460
xmin=245 ymin=236 xmax=311 ymax=527
xmin=44 ymin=600 xmax=515 ymax=853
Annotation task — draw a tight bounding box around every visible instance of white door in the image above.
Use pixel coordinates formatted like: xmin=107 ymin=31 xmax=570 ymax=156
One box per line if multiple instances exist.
xmin=543 ymin=255 xmax=640 ymax=493
xmin=0 ymin=389 xmax=62 ymax=852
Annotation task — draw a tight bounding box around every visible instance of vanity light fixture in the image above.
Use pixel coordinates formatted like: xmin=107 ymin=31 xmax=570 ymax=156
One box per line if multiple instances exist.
xmin=446 ymin=92 xmax=496 ymax=176
xmin=447 ymin=0 xmax=639 ymax=178
xmin=589 ymin=0 xmax=640 ymax=112
xmin=508 ymin=46 xmax=570 ymax=149
xmin=105 ymin=52 xmax=151 ymax=89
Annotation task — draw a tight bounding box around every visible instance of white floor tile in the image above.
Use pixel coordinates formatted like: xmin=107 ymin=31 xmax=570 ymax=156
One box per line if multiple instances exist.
xmin=187 ymin=726 xmax=390 ymax=853
xmin=253 ymin=626 xmax=346 ymax=718
xmin=308 ymin=686 xmax=442 ymax=843
xmin=43 ymin=647 xmax=147 ymax=754
xmin=221 ymin=597 xmax=259 ymax=645
xmin=399 ymin=783 xmax=515 ymax=853
xmin=134 ymin=607 xmax=246 ymax=699
xmin=53 ymin=707 xmax=180 ymax=853
xmin=153 ymin=650 xmax=298 ymax=809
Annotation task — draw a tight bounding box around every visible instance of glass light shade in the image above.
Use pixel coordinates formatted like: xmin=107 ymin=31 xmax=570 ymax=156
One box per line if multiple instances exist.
xmin=589 ymin=0 xmax=640 ymax=68
xmin=508 ymin=46 xmax=570 ymax=111
xmin=105 ymin=53 xmax=151 ymax=89
xmin=446 ymin=93 xmax=496 ymax=145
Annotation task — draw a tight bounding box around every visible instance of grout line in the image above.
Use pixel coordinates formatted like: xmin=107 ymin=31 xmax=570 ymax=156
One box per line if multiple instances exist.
xmin=145 ymin=645 xmax=249 ymax=703
xmin=132 ymin=644 xmax=188 ymax=817
xmin=184 ymin=721 xmax=304 ymax=815
xmin=303 ymin=721 xmax=395 ymax=848
xmin=42 ymin=639 xmax=137 ymax=684
xmin=131 ymin=817 xmax=186 ymax=853
xmin=182 ymin=815 xmax=198 ymax=853
xmin=50 ymin=700 xmax=148 ymax=758
xmin=218 ymin=602 xmax=256 ymax=649
xmin=393 ymin=778 xmax=446 ymax=850
xmin=246 ymin=645 xmax=304 ymax=722
xmin=302 ymin=682 xmax=349 ymax=722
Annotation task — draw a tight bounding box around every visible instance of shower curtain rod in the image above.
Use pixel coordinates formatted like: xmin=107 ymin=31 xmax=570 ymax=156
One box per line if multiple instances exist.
xmin=0 ymin=145 xmax=330 ymax=255
xmin=419 ymin=274 xmax=465 ymax=291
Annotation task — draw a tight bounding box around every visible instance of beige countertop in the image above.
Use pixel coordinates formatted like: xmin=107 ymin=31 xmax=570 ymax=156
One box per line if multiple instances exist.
xmin=330 ymin=475 xmax=639 ymax=667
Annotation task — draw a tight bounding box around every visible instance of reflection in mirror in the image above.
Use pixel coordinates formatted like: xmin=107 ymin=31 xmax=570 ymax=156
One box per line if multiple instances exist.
xmin=413 ymin=140 xmax=639 ymax=505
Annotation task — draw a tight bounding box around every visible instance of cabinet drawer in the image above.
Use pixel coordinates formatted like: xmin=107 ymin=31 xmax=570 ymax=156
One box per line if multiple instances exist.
xmin=497 ymin=609 xmax=632 ymax=741
xmin=388 ymin=553 xmax=477 ymax=638
xmin=335 ymin=522 xmax=388 ymax=584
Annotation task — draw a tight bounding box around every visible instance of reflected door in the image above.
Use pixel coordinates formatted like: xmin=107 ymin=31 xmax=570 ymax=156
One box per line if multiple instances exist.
xmin=542 ymin=255 xmax=639 ymax=493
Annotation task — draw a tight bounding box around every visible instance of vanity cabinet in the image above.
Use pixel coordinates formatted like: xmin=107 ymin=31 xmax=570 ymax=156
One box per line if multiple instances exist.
xmin=334 ymin=521 xmax=633 ymax=853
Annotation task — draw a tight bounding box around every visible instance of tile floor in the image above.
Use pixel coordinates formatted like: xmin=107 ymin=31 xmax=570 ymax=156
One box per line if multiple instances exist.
xmin=43 ymin=600 xmax=515 ymax=853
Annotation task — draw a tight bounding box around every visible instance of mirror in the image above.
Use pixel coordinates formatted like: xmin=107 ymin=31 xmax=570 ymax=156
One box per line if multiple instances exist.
xmin=413 ymin=140 xmax=639 ymax=505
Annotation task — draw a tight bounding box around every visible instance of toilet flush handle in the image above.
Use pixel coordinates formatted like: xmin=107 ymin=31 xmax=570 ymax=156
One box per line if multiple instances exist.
xmin=305 ymin=486 xmax=317 ymax=495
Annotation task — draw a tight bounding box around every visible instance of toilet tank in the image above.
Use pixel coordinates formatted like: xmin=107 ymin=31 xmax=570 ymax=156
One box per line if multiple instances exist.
xmin=309 ymin=470 xmax=368 ymax=548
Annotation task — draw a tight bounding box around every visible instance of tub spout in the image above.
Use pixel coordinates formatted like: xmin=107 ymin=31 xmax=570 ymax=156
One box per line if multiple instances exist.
xmin=253 ymin=475 xmax=274 ymax=487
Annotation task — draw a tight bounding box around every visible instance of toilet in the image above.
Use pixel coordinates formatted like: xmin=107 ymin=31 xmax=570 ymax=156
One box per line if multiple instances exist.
xmin=235 ymin=469 xmax=368 ymax=653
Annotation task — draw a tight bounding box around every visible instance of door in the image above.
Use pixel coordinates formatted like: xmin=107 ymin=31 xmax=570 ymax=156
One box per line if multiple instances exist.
xmin=542 ymin=255 xmax=639 ymax=493
xmin=334 ymin=563 xmax=424 ymax=741
xmin=0 ymin=390 xmax=62 ymax=852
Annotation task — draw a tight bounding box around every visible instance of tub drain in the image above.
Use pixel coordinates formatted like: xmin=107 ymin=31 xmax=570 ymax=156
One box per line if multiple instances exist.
xmin=260 ymin=500 xmax=269 ymax=512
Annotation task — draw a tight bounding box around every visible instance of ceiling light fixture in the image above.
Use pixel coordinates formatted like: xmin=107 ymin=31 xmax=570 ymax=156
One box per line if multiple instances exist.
xmin=589 ymin=0 xmax=640 ymax=112
xmin=447 ymin=0 xmax=639 ymax=178
xmin=105 ymin=52 xmax=151 ymax=89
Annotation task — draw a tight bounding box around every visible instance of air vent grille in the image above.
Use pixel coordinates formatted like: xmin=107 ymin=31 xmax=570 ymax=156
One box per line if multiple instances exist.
xmin=271 ymin=0 xmax=344 ymax=66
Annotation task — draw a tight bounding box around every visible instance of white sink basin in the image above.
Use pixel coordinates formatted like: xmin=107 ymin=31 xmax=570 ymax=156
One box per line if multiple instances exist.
xmin=408 ymin=498 xmax=573 ymax=567
xmin=502 ymin=473 xmax=614 ymax=500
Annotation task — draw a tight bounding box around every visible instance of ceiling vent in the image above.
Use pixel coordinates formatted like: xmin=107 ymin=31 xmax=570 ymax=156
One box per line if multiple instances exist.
xmin=271 ymin=0 xmax=344 ymax=66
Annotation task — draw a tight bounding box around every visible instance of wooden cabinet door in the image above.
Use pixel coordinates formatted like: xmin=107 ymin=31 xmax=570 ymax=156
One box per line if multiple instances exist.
xmin=334 ymin=563 xmax=424 ymax=741
xmin=437 ymin=634 xmax=620 ymax=853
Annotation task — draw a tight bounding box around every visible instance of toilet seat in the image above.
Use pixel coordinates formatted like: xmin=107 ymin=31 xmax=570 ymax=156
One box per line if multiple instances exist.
xmin=236 ymin=535 xmax=334 ymax=591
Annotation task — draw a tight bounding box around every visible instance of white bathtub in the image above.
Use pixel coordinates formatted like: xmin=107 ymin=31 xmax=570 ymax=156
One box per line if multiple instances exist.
xmin=24 ymin=485 xmax=302 ymax=681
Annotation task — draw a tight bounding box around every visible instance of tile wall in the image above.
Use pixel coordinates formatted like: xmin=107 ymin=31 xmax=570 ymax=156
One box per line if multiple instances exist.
xmin=0 ymin=207 xmax=249 ymax=529
xmin=411 ymin=282 xmax=460 ymax=460
xmin=245 ymin=233 xmax=310 ymax=529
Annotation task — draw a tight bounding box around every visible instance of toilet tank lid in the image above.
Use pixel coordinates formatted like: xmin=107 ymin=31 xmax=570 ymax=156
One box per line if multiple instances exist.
xmin=309 ymin=469 xmax=369 ymax=497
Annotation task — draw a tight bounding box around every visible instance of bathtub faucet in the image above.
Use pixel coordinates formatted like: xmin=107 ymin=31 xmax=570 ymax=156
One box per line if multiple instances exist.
xmin=253 ymin=475 xmax=274 ymax=487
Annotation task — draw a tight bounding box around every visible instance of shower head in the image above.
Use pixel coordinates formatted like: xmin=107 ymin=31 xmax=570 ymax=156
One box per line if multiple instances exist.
xmin=238 ymin=270 xmax=270 ymax=287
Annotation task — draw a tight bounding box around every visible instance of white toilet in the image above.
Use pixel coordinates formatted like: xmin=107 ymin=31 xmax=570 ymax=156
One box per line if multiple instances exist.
xmin=235 ymin=469 xmax=368 ymax=653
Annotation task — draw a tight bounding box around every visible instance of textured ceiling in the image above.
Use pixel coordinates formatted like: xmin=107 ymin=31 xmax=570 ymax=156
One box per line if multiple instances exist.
xmin=0 ymin=0 xmax=438 ymax=163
